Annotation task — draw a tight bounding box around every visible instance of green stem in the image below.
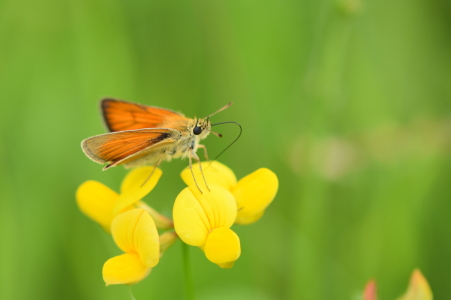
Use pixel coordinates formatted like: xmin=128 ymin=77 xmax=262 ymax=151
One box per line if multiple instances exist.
xmin=182 ymin=242 xmax=195 ymax=300
xmin=128 ymin=285 xmax=136 ymax=300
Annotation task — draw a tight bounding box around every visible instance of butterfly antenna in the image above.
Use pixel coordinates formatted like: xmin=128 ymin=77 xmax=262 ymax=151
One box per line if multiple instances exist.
xmin=205 ymin=102 xmax=233 ymax=119
xmin=209 ymin=121 xmax=242 ymax=163
xmin=210 ymin=131 xmax=222 ymax=137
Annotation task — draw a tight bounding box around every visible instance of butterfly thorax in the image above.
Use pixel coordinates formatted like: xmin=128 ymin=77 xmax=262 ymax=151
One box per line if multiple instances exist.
xmin=163 ymin=117 xmax=211 ymax=161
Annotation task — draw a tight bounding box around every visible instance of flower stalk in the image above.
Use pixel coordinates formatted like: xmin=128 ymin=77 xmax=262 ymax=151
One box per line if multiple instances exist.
xmin=183 ymin=242 xmax=195 ymax=300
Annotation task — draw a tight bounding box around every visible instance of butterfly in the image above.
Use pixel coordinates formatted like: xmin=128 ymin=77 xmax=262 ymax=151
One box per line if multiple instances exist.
xmin=81 ymin=98 xmax=232 ymax=189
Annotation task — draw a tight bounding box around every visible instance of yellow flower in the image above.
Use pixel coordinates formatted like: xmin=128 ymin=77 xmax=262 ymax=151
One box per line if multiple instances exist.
xmin=76 ymin=180 xmax=120 ymax=232
xmin=76 ymin=167 xmax=170 ymax=232
xmin=398 ymin=269 xmax=433 ymax=300
xmin=180 ymin=161 xmax=278 ymax=225
xmin=173 ymin=185 xmax=240 ymax=268
xmin=103 ymin=208 xmax=160 ymax=285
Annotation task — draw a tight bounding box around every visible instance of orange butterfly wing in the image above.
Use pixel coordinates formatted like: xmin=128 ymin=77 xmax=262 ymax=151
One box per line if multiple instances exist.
xmin=81 ymin=128 xmax=178 ymax=169
xmin=101 ymin=98 xmax=186 ymax=132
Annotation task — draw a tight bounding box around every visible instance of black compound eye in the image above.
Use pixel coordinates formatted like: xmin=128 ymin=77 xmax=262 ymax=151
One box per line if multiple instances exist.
xmin=193 ymin=126 xmax=203 ymax=135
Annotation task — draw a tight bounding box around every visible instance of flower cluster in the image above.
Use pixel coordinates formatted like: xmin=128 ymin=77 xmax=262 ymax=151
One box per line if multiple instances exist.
xmin=76 ymin=161 xmax=278 ymax=285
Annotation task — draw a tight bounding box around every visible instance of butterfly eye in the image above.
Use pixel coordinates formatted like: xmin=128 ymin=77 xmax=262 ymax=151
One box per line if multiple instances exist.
xmin=193 ymin=126 xmax=203 ymax=135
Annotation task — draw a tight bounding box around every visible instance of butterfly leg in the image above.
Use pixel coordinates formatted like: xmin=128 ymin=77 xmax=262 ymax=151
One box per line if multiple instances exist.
xmin=191 ymin=148 xmax=210 ymax=192
xmin=197 ymin=144 xmax=209 ymax=161
xmin=188 ymin=150 xmax=203 ymax=193
xmin=140 ymin=158 xmax=162 ymax=187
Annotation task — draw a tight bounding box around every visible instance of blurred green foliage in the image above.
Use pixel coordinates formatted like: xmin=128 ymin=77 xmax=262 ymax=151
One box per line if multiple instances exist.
xmin=0 ymin=0 xmax=450 ymax=299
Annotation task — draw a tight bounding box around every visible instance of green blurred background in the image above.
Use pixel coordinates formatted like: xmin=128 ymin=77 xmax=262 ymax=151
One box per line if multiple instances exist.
xmin=1 ymin=0 xmax=450 ymax=299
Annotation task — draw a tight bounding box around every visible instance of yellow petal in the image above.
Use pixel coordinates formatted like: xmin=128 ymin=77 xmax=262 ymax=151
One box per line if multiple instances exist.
xmin=111 ymin=209 xmax=160 ymax=267
xmin=204 ymin=227 xmax=241 ymax=266
xmin=233 ymin=168 xmax=278 ymax=225
xmin=76 ymin=181 xmax=119 ymax=232
xmin=217 ymin=262 xmax=235 ymax=269
xmin=398 ymin=269 xmax=433 ymax=300
xmin=103 ymin=253 xmax=151 ymax=285
xmin=180 ymin=161 xmax=237 ymax=191
xmin=114 ymin=167 xmax=162 ymax=215
xmin=120 ymin=166 xmax=162 ymax=193
xmin=235 ymin=210 xmax=265 ymax=225
xmin=173 ymin=185 xmax=237 ymax=246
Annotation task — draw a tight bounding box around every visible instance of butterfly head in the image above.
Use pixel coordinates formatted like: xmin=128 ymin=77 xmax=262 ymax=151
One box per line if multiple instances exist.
xmin=191 ymin=117 xmax=211 ymax=140
xmin=190 ymin=102 xmax=233 ymax=139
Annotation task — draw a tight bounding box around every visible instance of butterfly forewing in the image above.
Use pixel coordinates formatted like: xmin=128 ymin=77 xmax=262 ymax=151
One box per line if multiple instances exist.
xmin=82 ymin=128 xmax=176 ymax=167
xmin=101 ymin=99 xmax=186 ymax=132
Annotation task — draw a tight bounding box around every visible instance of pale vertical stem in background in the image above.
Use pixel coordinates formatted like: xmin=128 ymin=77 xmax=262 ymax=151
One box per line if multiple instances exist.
xmin=182 ymin=242 xmax=195 ymax=300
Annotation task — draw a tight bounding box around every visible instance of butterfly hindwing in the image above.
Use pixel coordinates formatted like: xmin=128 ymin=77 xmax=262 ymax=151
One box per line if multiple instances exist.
xmin=81 ymin=128 xmax=178 ymax=168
